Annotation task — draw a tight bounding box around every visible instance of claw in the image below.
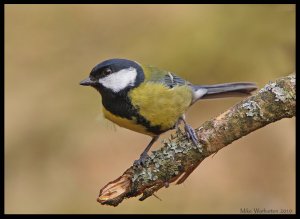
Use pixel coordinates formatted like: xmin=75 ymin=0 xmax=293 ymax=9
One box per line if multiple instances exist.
xmin=133 ymin=136 xmax=159 ymax=167
xmin=184 ymin=124 xmax=199 ymax=146
xmin=178 ymin=115 xmax=199 ymax=146
xmin=133 ymin=153 xmax=150 ymax=167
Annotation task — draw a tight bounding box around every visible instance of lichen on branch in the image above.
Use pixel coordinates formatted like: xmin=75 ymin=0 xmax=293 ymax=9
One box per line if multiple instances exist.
xmin=97 ymin=74 xmax=295 ymax=207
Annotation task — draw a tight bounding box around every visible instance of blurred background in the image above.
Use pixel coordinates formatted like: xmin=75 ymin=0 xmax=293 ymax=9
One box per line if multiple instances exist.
xmin=5 ymin=4 xmax=295 ymax=214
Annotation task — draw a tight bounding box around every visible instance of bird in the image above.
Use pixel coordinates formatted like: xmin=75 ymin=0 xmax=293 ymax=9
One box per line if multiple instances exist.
xmin=80 ymin=58 xmax=257 ymax=166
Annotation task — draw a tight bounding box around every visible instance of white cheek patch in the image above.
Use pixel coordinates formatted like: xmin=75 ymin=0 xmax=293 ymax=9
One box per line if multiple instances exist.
xmin=98 ymin=67 xmax=137 ymax=92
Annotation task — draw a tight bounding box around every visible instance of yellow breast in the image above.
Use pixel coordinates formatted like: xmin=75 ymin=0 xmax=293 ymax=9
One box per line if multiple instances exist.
xmin=129 ymin=83 xmax=193 ymax=131
xmin=102 ymin=107 xmax=157 ymax=136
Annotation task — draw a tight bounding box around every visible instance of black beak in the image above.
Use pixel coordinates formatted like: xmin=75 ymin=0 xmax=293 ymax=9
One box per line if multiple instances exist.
xmin=79 ymin=77 xmax=95 ymax=86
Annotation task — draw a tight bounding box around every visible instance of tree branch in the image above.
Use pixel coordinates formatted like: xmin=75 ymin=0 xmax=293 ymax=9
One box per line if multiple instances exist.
xmin=97 ymin=74 xmax=295 ymax=207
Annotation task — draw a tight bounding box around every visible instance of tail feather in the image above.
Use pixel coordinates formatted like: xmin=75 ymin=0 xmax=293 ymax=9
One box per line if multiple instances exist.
xmin=192 ymin=82 xmax=257 ymax=100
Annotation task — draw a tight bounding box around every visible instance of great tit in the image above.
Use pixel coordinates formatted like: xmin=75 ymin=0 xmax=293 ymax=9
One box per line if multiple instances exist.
xmin=80 ymin=58 xmax=257 ymax=166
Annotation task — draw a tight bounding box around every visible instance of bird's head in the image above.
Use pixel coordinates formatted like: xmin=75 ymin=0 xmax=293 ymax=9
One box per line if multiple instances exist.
xmin=80 ymin=58 xmax=144 ymax=94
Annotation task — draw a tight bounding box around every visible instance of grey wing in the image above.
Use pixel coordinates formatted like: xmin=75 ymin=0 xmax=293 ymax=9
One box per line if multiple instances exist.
xmin=163 ymin=72 xmax=191 ymax=88
xmin=163 ymin=72 xmax=208 ymax=102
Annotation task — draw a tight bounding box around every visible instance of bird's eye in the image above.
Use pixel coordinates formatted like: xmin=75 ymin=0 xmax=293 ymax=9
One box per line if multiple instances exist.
xmin=103 ymin=68 xmax=112 ymax=75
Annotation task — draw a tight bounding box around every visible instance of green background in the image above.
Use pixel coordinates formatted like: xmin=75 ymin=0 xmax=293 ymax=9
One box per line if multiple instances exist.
xmin=5 ymin=4 xmax=295 ymax=214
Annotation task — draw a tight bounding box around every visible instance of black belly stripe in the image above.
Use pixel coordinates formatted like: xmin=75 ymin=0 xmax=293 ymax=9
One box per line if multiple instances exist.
xmin=100 ymin=89 xmax=163 ymax=135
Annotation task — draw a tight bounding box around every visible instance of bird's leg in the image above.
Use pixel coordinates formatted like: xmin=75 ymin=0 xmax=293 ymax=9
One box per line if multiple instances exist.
xmin=179 ymin=115 xmax=199 ymax=146
xmin=134 ymin=136 xmax=159 ymax=166
xmin=175 ymin=118 xmax=182 ymax=130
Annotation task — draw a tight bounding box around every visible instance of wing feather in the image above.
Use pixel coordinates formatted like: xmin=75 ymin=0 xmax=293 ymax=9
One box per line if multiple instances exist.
xmin=142 ymin=65 xmax=190 ymax=88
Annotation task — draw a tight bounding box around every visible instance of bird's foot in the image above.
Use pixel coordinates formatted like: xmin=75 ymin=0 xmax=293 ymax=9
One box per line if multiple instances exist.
xmin=184 ymin=124 xmax=199 ymax=146
xmin=133 ymin=152 xmax=150 ymax=167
